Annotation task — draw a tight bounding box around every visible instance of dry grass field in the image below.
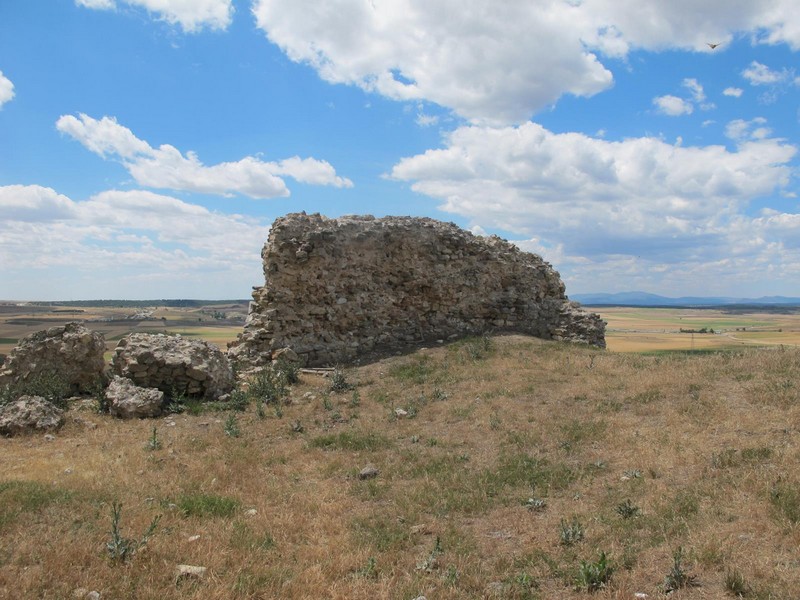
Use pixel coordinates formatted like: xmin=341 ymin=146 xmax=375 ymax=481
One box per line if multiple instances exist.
xmin=597 ymin=307 xmax=800 ymax=353
xmin=3 ymin=335 xmax=800 ymax=598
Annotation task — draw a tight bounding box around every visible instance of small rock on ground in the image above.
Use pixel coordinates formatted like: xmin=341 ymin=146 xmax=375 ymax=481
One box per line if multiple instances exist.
xmin=358 ymin=464 xmax=379 ymax=480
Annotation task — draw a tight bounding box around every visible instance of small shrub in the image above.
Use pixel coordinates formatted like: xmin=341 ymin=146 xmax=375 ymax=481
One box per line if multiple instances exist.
xmin=290 ymin=420 xmax=304 ymax=433
xmin=525 ymin=497 xmax=547 ymax=512
xmin=273 ymin=356 xmax=299 ymax=384
xmin=330 ymin=368 xmax=353 ymax=393
xmin=89 ymin=377 xmax=108 ymax=413
xmin=228 ymin=389 xmax=250 ymax=412
xmin=559 ymin=518 xmax=585 ymax=546
xmin=577 ymin=551 xmax=613 ymax=592
xmin=507 ymin=571 xmax=539 ymax=599
xmin=248 ymin=369 xmax=288 ymax=404
xmin=724 ymin=568 xmax=749 ymax=597
xmin=106 ymin=501 xmax=161 ymax=564
xmin=224 ymin=414 xmax=241 ymax=438
xmin=615 ymin=499 xmax=640 ymax=519
xmin=165 ymin=387 xmax=188 ymax=413
xmin=663 ymin=547 xmax=699 ymax=593
xmin=0 ymin=369 xmax=72 ymax=408
xmin=144 ymin=426 xmax=161 ymax=451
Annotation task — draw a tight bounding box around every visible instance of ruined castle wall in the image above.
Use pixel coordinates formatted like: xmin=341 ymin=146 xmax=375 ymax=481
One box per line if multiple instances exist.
xmin=229 ymin=213 xmax=605 ymax=367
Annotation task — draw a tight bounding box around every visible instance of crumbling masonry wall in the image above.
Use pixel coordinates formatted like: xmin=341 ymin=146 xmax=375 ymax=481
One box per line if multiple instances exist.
xmin=228 ymin=213 xmax=605 ymax=367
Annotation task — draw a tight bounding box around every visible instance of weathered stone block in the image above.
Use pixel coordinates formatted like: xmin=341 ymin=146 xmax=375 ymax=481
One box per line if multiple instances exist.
xmin=0 ymin=322 xmax=105 ymax=394
xmin=113 ymin=333 xmax=234 ymax=400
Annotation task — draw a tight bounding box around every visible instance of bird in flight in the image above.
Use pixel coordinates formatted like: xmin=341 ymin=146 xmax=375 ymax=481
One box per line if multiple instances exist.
xmin=707 ymin=42 xmax=720 ymax=50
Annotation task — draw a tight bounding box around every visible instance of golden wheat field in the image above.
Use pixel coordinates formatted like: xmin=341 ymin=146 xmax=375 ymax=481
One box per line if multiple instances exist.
xmin=3 ymin=334 xmax=800 ymax=598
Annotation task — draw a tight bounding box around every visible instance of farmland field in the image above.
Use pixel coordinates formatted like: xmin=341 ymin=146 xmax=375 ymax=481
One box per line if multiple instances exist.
xmin=4 ymin=302 xmax=800 ymax=359
xmin=0 ymin=302 xmax=248 ymax=359
xmin=594 ymin=306 xmax=800 ymax=353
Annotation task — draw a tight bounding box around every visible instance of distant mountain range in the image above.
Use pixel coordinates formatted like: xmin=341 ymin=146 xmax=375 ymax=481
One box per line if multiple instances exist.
xmin=571 ymin=291 xmax=800 ymax=306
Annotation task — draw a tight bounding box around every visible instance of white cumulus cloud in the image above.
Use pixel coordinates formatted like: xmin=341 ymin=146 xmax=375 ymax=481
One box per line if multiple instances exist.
xmin=0 ymin=185 xmax=270 ymax=298
xmin=390 ymin=123 xmax=796 ymax=259
xmin=252 ymin=0 xmax=614 ymax=125
xmin=723 ymin=87 xmax=743 ymax=97
xmin=56 ymin=113 xmax=352 ymax=198
xmin=252 ymin=0 xmax=800 ymax=124
xmin=682 ymin=78 xmax=706 ymax=103
xmin=653 ymin=95 xmax=694 ymax=116
xmin=742 ymin=61 xmax=792 ymax=85
xmin=0 ymin=71 xmax=15 ymax=108
xmin=75 ymin=0 xmax=233 ymax=32
xmin=0 ymin=185 xmax=77 ymax=221
xmin=390 ymin=123 xmax=799 ymax=295
xmin=725 ymin=117 xmax=772 ymax=141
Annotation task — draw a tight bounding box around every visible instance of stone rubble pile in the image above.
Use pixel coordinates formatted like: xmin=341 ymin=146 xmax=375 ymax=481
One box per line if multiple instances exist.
xmin=0 ymin=395 xmax=65 ymax=435
xmin=229 ymin=212 xmax=605 ymax=368
xmin=112 ymin=333 xmax=234 ymax=401
xmin=105 ymin=376 xmax=164 ymax=419
xmin=0 ymin=322 xmax=106 ymax=394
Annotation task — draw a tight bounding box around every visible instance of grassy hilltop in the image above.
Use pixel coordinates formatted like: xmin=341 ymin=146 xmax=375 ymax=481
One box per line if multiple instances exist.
xmin=2 ymin=334 xmax=800 ymax=598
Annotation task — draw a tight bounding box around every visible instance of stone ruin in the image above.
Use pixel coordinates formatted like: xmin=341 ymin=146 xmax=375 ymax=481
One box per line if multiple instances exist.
xmin=0 ymin=325 xmax=236 ymax=429
xmin=229 ymin=213 xmax=605 ymax=368
xmin=112 ymin=333 xmax=234 ymax=401
xmin=0 ymin=322 xmax=106 ymax=394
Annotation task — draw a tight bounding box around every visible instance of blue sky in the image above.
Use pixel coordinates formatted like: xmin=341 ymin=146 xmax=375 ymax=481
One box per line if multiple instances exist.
xmin=1 ymin=0 xmax=799 ymax=300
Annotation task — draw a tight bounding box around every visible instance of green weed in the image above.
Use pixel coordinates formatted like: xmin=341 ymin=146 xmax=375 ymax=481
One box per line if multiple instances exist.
xmin=330 ymin=368 xmax=353 ymax=393
xmin=177 ymin=493 xmax=240 ymax=518
xmin=663 ymin=546 xmax=699 ymax=592
xmin=248 ymin=368 xmax=288 ymax=404
xmin=144 ymin=426 xmax=161 ymax=451
xmin=615 ymin=499 xmax=640 ymax=519
xmin=309 ymin=430 xmax=391 ymax=452
xmin=724 ymin=568 xmax=749 ymax=597
xmin=224 ymin=414 xmax=241 ymax=437
xmin=106 ymin=501 xmax=160 ymax=564
xmin=577 ymin=551 xmax=613 ymax=592
xmin=559 ymin=518 xmax=585 ymax=546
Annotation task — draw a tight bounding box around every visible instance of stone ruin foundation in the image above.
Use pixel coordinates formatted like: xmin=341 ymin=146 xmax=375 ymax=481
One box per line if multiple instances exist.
xmin=0 ymin=322 xmax=106 ymax=394
xmin=229 ymin=213 xmax=605 ymax=368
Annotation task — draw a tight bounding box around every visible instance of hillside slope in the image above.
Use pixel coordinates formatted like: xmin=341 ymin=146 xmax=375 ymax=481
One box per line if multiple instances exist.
xmin=1 ymin=336 xmax=798 ymax=598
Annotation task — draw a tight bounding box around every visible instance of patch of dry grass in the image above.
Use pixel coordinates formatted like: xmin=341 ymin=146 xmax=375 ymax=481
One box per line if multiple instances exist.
xmin=2 ymin=335 xmax=800 ymax=598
